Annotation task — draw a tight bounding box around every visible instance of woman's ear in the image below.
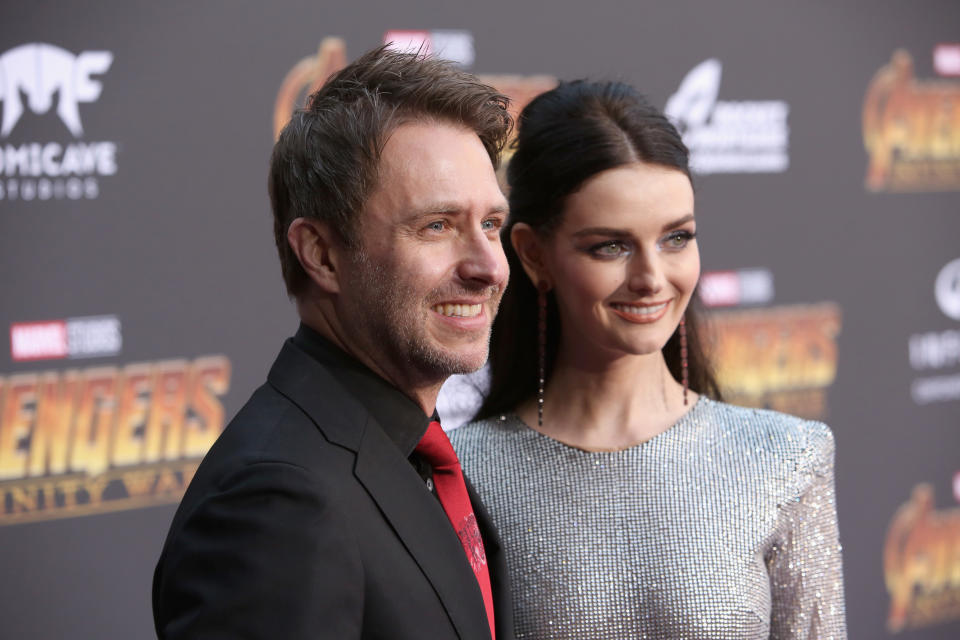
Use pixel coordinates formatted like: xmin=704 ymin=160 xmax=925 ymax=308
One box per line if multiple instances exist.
xmin=511 ymin=223 xmax=552 ymax=288
xmin=286 ymin=218 xmax=344 ymax=294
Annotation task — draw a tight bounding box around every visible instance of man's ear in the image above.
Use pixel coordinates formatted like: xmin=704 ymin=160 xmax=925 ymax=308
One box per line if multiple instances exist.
xmin=287 ymin=218 xmax=345 ymax=294
xmin=510 ymin=223 xmax=552 ymax=288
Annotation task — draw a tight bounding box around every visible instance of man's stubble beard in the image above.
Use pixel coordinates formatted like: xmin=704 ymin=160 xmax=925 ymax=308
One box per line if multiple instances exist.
xmin=346 ymin=250 xmax=502 ymax=386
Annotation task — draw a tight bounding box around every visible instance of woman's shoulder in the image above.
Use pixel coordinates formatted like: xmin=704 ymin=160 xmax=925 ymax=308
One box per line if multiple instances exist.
xmin=699 ymin=398 xmax=836 ymax=474
xmin=448 ymin=414 xmax=520 ymax=450
xmin=448 ymin=415 xmax=529 ymax=476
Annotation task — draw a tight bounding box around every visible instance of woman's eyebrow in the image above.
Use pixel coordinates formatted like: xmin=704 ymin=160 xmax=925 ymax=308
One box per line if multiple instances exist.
xmin=662 ymin=213 xmax=695 ymax=231
xmin=571 ymin=227 xmax=633 ymax=238
xmin=570 ymin=214 xmax=695 ymax=238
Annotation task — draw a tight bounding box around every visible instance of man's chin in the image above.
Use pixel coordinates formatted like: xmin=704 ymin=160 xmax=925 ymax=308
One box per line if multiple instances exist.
xmin=441 ymin=349 xmax=489 ymax=375
xmin=421 ymin=340 xmax=489 ymax=377
xmin=447 ymin=356 xmax=488 ymax=376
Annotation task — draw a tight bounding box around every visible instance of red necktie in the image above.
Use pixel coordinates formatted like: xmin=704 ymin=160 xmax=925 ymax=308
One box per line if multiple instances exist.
xmin=415 ymin=420 xmax=496 ymax=640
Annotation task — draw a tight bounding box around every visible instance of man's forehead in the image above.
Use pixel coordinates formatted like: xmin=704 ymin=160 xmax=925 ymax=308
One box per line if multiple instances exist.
xmin=378 ymin=120 xmax=481 ymax=172
xmin=369 ymin=121 xmax=504 ymax=212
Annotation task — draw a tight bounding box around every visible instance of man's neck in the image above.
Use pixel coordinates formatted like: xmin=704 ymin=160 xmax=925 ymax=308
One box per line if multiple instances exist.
xmin=297 ymin=302 xmax=441 ymax=416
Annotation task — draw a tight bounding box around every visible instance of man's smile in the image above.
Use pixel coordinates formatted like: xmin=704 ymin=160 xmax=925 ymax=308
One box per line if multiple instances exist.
xmin=431 ymin=303 xmax=483 ymax=318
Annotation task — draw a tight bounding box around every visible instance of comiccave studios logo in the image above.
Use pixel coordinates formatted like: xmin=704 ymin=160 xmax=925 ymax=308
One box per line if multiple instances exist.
xmin=0 ymin=356 xmax=231 ymax=525
xmin=272 ymin=35 xmax=557 ymax=156
xmin=885 ymin=483 xmax=960 ymax=632
xmin=709 ymin=302 xmax=841 ymax=419
xmin=0 ymin=43 xmax=117 ymax=202
xmin=863 ymin=48 xmax=960 ymax=192
xmin=907 ymin=258 xmax=960 ymax=405
xmin=665 ymin=58 xmax=790 ymax=175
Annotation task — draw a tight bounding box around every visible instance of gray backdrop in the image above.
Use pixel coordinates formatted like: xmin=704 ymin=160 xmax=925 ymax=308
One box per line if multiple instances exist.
xmin=2 ymin=1 xmax=959 ymax=638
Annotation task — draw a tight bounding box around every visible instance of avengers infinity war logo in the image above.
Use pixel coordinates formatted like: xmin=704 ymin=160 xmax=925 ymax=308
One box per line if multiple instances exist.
xmin=863 ymin=50 xmax=960 ymax=192
xmin=0 ymin=356 xmax=230 ymax=525
xmin=885 ymin=484 xmax=960 ymax=632
xmin=709 ymin=303 xmax=841 ymax=419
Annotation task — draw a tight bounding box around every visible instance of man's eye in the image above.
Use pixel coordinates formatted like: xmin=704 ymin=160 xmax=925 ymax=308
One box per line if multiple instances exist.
xmin=426 ymin=221 xmax=446 ymax=232
xmin=481 ymin=218 xmax=501 ymax=231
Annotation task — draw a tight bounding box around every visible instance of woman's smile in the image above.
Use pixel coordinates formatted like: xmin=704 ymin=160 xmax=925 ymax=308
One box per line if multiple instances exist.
xmin=609 ymin=300 xmax=671 ymax=323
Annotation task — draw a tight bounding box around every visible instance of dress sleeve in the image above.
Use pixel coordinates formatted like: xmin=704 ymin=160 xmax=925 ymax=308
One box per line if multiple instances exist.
xmin=766 ymin=423 xmax=848 ymax=639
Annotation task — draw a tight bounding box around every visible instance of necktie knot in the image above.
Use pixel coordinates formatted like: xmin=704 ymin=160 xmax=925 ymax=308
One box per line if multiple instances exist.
xmin=414 ymin=420 xmax=459 ymax=469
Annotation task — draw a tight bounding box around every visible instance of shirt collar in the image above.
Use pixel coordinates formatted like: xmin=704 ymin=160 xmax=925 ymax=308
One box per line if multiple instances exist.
xmin=292 ymin=323 xmax=433 ymax=456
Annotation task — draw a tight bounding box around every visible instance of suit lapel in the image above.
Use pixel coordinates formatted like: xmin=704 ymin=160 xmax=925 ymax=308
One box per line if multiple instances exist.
xmin=269 ymin=337 xmax=498 ymax=639
xmin=355 ymin=420 xmax=491 ymax=640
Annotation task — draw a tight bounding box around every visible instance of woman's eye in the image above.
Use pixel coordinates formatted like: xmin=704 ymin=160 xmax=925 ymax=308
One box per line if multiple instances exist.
xmin=661 ymin=230 xmax=695 ymax=250
xmin=591 ymin=241 xmax=628 ymax=257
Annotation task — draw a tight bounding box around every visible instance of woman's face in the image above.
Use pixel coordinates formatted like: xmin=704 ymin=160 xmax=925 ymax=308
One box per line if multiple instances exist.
xmin=538 ymin=162 xmax=699 ymax=365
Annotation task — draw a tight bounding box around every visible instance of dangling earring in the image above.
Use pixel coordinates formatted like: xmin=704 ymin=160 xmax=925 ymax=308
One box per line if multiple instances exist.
xmin=537 ymin=281 xmax=548 ymax=427
xmin=679 ymin=315 xmax=689 ymax=406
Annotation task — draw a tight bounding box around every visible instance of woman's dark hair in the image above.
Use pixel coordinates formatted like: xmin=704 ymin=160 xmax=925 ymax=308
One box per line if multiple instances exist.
xmin=476 ymin=80 xmax=721 ymax=420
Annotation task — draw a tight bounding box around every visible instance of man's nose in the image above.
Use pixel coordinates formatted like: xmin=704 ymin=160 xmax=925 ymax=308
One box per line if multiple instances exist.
xmin=457 ymin=226 xmax=509 ymax=287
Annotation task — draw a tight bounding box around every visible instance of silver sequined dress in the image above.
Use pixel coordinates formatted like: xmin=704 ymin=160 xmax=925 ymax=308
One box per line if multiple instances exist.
xmin=450 ymin=397 xmax=846 ymax=639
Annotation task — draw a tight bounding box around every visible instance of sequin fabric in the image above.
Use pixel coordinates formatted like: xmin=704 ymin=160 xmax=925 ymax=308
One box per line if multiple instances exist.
xmin=450 ymin=397 xmax=847 ymax=639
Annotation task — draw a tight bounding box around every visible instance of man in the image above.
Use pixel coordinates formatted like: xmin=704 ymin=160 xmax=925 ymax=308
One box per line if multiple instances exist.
xmin=152 ymin=47 xmax=513 ymax=639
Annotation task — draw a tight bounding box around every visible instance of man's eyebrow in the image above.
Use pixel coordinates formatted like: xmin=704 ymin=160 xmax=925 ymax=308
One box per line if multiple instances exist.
xmin=404 ymin=202 xmax=509 ymax=219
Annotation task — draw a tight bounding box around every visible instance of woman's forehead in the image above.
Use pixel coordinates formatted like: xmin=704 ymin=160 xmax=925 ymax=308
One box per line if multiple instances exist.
xmin=560 ymin=165 xmax=694 ymax=232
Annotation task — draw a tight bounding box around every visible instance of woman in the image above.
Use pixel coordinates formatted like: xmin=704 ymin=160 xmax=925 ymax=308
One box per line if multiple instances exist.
xmin=449 ymin=81 xmax=846 ymax=639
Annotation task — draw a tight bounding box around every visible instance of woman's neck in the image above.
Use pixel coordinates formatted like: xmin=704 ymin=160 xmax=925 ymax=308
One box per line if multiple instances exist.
xmin=516 ymin=347 xmax=697 ymax=452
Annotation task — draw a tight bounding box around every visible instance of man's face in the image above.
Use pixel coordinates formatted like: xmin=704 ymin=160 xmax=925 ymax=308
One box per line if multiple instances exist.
xmin=338 ymin=120 xmax=509 ymax=388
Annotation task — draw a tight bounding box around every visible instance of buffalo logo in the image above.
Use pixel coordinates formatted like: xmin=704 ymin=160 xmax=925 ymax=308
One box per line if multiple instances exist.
xmin=884 ymin=484 xmax=960 ymax=631
xmin=863 ymin=49 xmax=960 ymax=192
xmin=0 ymin=43 xmax=113 ymax=137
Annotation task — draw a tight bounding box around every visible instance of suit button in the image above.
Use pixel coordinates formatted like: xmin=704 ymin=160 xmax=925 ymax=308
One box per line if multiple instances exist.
xmin=425 ymin=478 xmax=434 ymax=492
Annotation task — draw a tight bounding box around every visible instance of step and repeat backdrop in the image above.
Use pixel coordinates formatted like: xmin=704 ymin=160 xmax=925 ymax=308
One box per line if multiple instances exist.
xmin=2 ymin=1 xmax=958 ymax=638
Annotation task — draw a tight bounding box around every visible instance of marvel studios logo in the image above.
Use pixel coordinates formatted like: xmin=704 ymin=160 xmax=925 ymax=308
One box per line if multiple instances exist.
xmin=383 ymin=30 xmax=475 ymax=67
xmin=10 ymin=315 xmax=122 ymax=361
xmin=934 ymin=44 xmax=960 ymax=77
xmin=699 ymin=269 xmax=774 ymax=308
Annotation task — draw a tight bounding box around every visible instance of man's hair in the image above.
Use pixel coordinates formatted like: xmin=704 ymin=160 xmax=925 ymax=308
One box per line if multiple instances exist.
xmin=268 ymin=45 xmax=513 ymax=298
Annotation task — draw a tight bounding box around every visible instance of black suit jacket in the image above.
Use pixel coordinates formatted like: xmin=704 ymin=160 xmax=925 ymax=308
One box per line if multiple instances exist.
xmin=152 ymin=331 xmax=513 ymax=639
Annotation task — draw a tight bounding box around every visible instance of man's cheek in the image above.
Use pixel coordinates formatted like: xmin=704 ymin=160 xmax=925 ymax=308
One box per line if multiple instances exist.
xmin=418 ymin=252 xmax=455 ymax=279
xmin=497 ymin=254 xmax=510 ymax=285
